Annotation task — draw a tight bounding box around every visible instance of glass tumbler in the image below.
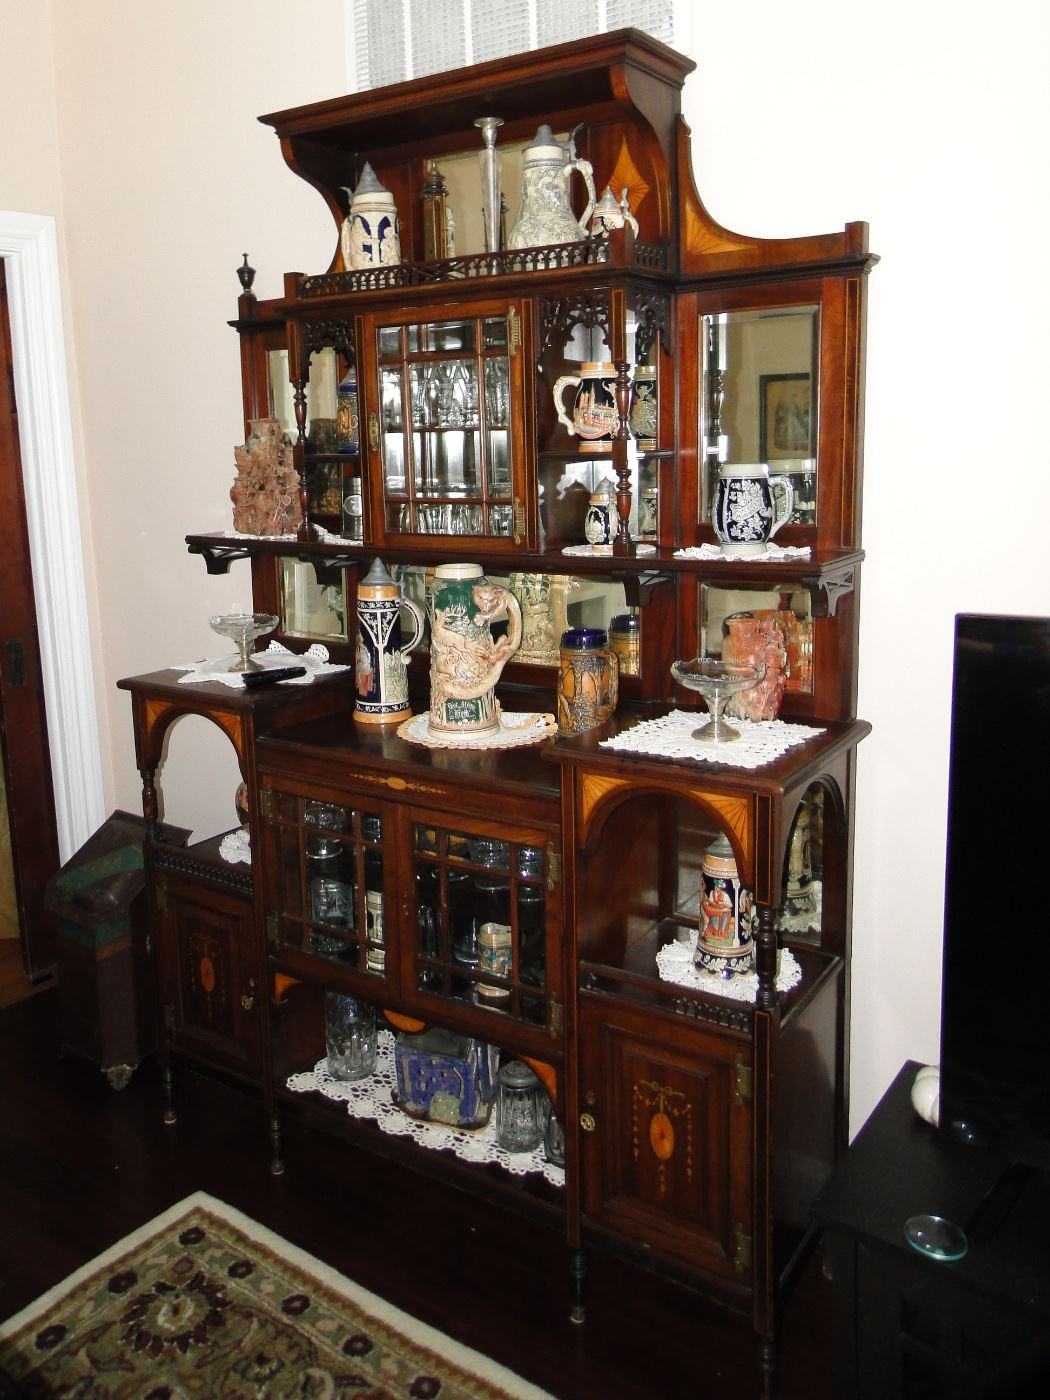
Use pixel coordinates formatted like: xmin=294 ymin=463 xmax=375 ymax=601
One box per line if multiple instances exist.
xmin=323 ymin=993 xmax=377 ymax=1081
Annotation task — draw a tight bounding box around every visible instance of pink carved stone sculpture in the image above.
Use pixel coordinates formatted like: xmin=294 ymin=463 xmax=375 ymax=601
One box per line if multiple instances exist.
xmin=722 ymin=613 xmax=789 ymax=721
xmin=231 ymin=417 xmax=303 ymax=535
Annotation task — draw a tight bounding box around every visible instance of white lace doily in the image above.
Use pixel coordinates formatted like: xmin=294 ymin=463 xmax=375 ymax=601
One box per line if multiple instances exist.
xmin=656 ymin=930 xmax=803 ymax=1001
xmin=287 ymin=1030 xmax=564 ymax=1188
xmin=673 ymin=543 xmax=811 ymax=561
xmin=599 ymin=711 xmax=825 ymax=769
xmin=561 ymin=542 xmax=657 ymax=556
xmin=397 ymin=712 xmax=557 ymax=749
xmin=174 ymin=641 xmax=350 ymax=688
xmin=219 ymin=828 xmax=251 ymax=865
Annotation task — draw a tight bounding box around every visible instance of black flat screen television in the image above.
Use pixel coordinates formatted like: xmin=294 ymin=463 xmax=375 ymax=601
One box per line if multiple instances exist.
xmin=940 ymin=613 xmax=1050 ymax=1171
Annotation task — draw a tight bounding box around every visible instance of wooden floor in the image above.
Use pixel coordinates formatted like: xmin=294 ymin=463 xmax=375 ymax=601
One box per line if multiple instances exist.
xmin=0 ymin=987 xmax=834 ymax=1399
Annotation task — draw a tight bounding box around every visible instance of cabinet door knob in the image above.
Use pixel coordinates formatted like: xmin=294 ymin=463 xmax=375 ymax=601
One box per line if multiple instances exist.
xmin=368 ymin=411 xmax=380 ymax=451
xmin=579 ymin=1112 xmax=597 ymax=1133
xmin=241 ymin=993 xmax=255 ymax=1011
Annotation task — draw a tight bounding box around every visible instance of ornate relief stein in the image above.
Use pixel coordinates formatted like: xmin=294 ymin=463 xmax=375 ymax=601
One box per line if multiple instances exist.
xmin=509 ymin=572 xmax=580 ymax=666
xmin=507 ymin=124 xmax=596 ymax=249
xmin=695 ymin=832 xmax=756 ymax=978
xmin=428 ymin=563 xmax=522 ymax=736
xmin=629 ymin=365 xmax=658 ymax=450
xmin=721 ymin=612 xmax=790 ymax=721
xmin=341 ymin=163 xmax=401 ymax=270
xmin=712 ymin=463 xmax=794 ymax=558
xmin=553 ymin=362 xmax=619 ymax=450
xmin=557 ymin=628 xmax=619 ymax=736
xmin=583 ymin=478 xmax=617 ymax=553
xmin=354 ymin=558 xmax=423 ymax=725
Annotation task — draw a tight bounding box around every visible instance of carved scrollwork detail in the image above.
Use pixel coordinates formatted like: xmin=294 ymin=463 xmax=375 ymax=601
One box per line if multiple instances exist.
xmin=301 ymin=318 xmax=355 ymax=363
xmin=539 ymin=291 xmax=612 ymax=355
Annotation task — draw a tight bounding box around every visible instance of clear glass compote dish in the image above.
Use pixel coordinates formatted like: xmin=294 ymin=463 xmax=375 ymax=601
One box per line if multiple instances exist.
xmin=670 ymin=658 xmax=767 ymax=743
xmin=209 ymin=612 xmax=279 ymax=673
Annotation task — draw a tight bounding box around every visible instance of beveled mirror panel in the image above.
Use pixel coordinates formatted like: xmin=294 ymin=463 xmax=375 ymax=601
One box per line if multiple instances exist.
xmin=700 ymin=306 xmax=818 ymax=525
xmin=700 ymin=582 xmax=814 ymax=696
xmin=279 ymin=559 xmax=350 ymax=643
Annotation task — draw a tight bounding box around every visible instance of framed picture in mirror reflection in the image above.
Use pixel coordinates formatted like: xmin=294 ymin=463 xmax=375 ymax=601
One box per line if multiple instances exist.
xmin=759 ymin=372 xmax=813 ymax=461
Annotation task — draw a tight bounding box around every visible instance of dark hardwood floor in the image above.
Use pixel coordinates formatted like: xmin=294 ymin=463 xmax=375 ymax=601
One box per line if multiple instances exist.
xmin=0 ymin=989 xmax=833 ymax=1399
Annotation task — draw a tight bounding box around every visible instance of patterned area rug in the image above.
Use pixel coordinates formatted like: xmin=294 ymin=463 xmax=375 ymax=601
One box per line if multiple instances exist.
xmin=0 ymin=1192 xmax=554 ymax=1399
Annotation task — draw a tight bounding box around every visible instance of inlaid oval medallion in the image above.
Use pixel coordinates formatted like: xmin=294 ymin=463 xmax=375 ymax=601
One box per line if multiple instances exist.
xmin=649 ymin=1111 xmax=675 ymax=1160
xmin=199 ymin=955 xmax=216 ymax=993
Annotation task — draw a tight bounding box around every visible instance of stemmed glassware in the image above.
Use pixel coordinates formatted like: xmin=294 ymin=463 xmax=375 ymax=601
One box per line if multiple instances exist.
xmin=670 ymin=657 xmax=766 ymax=743
xmin=209 ymin=612 xmax=279 ymax=673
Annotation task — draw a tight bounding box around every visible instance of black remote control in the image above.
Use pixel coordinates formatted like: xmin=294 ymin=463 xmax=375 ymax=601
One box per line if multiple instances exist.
xmin=241 ymin=665 xmax=307 ymax=687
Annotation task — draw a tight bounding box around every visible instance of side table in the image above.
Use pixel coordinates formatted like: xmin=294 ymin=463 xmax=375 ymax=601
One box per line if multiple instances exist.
xmin=813 ymin=1061 xmax=1050 ymax=1398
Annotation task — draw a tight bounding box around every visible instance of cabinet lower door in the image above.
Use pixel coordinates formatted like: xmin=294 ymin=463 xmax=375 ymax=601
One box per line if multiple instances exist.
xmin=578 ymin=996 xmax=753 ymax=1286
xmin=154 ymin=876 xmax=261 ymax=1081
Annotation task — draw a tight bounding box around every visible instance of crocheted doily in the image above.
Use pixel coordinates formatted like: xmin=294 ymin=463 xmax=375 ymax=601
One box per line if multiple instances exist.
xmin=397 ymin=712 xmax=556 ymax=749
xmin=673 ymin=543 xmax=811 ymax=561
xmin=174 ymin=641 xmax=350 ymax=688
xmin=286 ymin=1030 xmax=564 ymax=1188
xmin=599 ymin=711 xmax=824 ymax=770
xmin=219 ymin=828 xmax=251 ymax=865
xmin=656 ymin=930 xmax=803 ymax=1002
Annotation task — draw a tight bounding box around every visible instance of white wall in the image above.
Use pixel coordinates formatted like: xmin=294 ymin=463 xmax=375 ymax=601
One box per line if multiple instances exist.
xmin=686 ymin=2 xmax=1050 ymax=1129
xmin=7 ymin=1 xmax=1049 ymax=1133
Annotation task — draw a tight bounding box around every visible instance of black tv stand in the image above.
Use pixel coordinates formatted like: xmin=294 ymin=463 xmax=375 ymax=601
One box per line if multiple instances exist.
xmin=814 ymin=1062 xmax=1050 ymax=1398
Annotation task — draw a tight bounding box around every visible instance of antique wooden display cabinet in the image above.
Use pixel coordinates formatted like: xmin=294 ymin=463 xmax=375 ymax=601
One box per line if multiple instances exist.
xmin=122 ymin=29 xmax=874 ymax=1388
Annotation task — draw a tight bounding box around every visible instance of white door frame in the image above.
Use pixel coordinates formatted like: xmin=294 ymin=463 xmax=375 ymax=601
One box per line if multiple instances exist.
xmin=1 ymin=209 xmax=104 ymax=861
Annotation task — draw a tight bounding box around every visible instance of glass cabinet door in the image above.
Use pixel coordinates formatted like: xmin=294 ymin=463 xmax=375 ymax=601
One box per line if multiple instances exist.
xmin=264 ymin=789 xmax=390 ymax=985
xmin=410 ymin=820 xmax=555 ymax=1029
xmin=362 ymin=301 xmax=531 ymax=549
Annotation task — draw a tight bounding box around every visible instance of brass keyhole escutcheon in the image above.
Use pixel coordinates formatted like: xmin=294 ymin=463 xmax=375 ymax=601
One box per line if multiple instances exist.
xmin=580 ymin=1112 xmax=597 ymax=1133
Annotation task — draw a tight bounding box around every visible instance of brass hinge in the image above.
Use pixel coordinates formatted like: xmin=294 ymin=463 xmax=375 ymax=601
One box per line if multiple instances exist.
xmin=513 ymin=497 xmax=526 ymax=545
xmin=260 ymin=789 xmax=276 ymax=823
xmin=545 ymin=843 xmax=561 ymax=890
xmin=267 ymin=913 xmax=279 ymax=949
xmin=548 ymin=994 xmax=563 ymax=1039
xmin=733 ymin=1222 xmax=752 ymax=1275
xmin=154 ymin=881 xmax=168 ymax=914
xmin=162 ymin=1002 xmax=176 ymax=1034
xmin=734 ymin=1054 xmax=752 ymax=1107
xmin=507 ymin=306 xmax=521 ymax=357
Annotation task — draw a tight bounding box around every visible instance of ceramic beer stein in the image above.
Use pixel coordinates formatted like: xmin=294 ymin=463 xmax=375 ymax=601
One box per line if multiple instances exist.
xmin=428 ymin=563 xmax=522 ymax=736
xmin=695 ymin=831 xmax=755 ymax=978
xmin=341 ymin=163 xmax=401 ymax=270
xmin=629 ymin=364 xmax=658 ymax=450
xmin=507 ymin=124 xmax=596 ymax=250
xmin=354 ymin=558 xmax=424 ymax=725
xmin=557 ymin=628 xmax=619 ymax=737
xmin=553 ymin=362 xmax=619 ymax=450
xmin=583 ymin=477 xmax=617 ymax=553
xmin=589 ymin=185 xmax=640 ymax=238
xmin=712 ymin=463 xmax=794 ymax=558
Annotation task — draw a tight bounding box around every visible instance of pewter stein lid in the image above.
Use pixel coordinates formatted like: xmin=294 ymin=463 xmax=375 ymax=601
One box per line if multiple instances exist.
xmin=523 ymin=124 xmax=564 ymax=161
xmin=361 ymin=557 xmax=395 ymax=589
xmin=351 ymin=161 xmax=392 ymax=200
